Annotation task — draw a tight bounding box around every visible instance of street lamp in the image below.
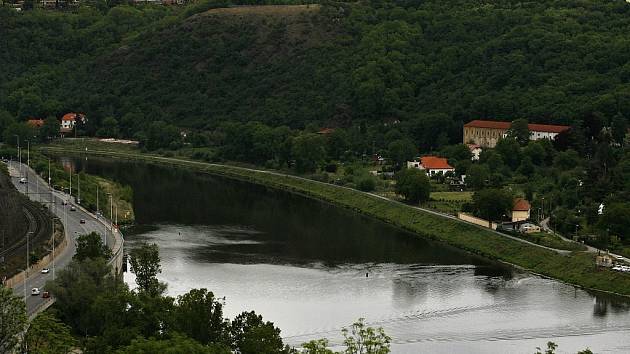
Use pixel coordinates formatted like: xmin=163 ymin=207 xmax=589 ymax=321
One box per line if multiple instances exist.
xmin=26 ymin=231 xmax=33 ymax=272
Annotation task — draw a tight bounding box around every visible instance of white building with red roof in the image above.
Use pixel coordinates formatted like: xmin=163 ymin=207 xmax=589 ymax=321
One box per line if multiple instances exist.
xmin=511 ymin=198 xmax=531 ymax=223
xmin=463 ymin=119 xmax=570 ymax=148
xmin=407 ymin=156 xmax=455 ymax=176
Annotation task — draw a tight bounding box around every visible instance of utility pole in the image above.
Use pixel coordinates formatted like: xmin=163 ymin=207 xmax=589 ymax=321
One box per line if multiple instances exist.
xmin=108 ymin=194 xmax=113 ymax=247
xmin=26 ymin=231 xmax=33 ymax=273
xmin=69 ymin=170 xmax=72 ymax=197
xmin=27 ymin=140 xmax=29 ymax=167
xmin=52 ymin=216 xmax=55 ymax=281
xmin=78 ymin=172 xmax=81 ymax=204
xmin=96 ymin=185 xmax=99 ymax=219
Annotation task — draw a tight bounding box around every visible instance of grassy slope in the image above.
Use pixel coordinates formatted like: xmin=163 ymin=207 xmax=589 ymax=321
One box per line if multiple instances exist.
xmin=41 ymin=142 xmax=630 ymax=296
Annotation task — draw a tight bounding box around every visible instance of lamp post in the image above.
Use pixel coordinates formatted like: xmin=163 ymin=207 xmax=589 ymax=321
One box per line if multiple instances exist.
xmin=26 ymin=231 xmax=33 ymax=272
xmin=13 ymin=134 xmax=20 ymax=177
xmin=541 ymin=197 xmax=545 ymax=220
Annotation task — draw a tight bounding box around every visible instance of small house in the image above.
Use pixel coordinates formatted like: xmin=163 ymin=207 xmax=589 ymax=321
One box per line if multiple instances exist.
xmin=596 ymin=253 xmax=614 ymax=268
xmin=407 ymin=156 xmax=455 ymax=176
xmin=512 ymin=198 xmax=531 ymax=223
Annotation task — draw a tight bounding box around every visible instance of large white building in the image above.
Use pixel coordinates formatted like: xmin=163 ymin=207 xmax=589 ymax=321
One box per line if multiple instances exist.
xmin=463 ymin=120 xmax=570 ymax=148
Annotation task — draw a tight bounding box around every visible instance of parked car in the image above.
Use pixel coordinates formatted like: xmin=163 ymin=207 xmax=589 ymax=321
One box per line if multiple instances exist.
xmin=70 ymin=206 xmax=76 ymax=211
xmin=62 ymin=200 xmax=68 ymax=205
xmin=41 ymin=268 xmax=50 ymax=274
xmin=42 ymin=291 xmax=50 ymax=299
xmin=80 ymin=219 xmax=86 ymax=224
xmin=19 ymin=177 xmax=27 ymax=184
xmin=31 ymin=287 xmax=40 ymax=296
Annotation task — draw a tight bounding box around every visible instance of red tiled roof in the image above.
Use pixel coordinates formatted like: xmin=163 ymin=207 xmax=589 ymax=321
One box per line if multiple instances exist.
xmin=420 ymin=156 xmax=453 ymax=170
xmin=464 ymin=120 xmax=511 ymax=130
xmin=467 ymin=143 xmax=481 ymax=150
xmin=513 ymin=198 xmax=531 ymax=211
xmin=26 ymin=119 xmax=44 ymax=128
xmin=527 ymin=123 xmax=570 ymax=133
xmin=62 ymin=112 xmax=85 ymax=121
xmin=464 ymin=120 xmax=570 ymax=133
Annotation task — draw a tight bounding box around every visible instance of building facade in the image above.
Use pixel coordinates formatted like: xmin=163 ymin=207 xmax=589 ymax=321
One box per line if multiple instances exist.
xmin=463 ymin=120 xmax=570 ymax=148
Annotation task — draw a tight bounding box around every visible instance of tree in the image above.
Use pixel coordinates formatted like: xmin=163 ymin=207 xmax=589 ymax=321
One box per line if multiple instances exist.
xmin=129 ymin=242 xmax=164 ymax=295
xmin=0 ymin=110 xmax=15 ymax=140
xmin=508 ymin=118 xmax=530 ymax=145
xmin=97 ymin=116 xmax=120 ymax=138
xmin=302 ymin=339 xmax=336 ymax=354
xmin=611 ymin=113 xmax=627 ymax=145
xmin=26 ymin=313 xmax=76 ymax=354
xmin=173 ymin=288 xmax=229 ymax=346
xmin=74 ymin=232 xmax=112 ymax=261
xmin=341 ymin=318 xmax=391 ymax=354
xmin=115 ymin=334 xmax=229 ymax=354
xmin=229 ymin=311 xmax=287 ymax=354
xmin=395 ymin=168 xmax=431 ymax=203
xmin=466 ymin=164 xmax=490 ymax=190
xmin=387 ymin=139 xmax=416 ymax=168
xmin=495 ymin=137 xmax=521 ymax=169
xmin=472 ymin=189 xmax=513 ymax=222
xmin=598 ymin=202 xmax=630 ymax=241
xmin=45 ymin=257 xmax=115 ymax=335
xmin=291 ymin=133 xmax=326 ymax=173
xmin=0 ymin=286 xmax=27 ymax=353
xmin=441 ymin=144 xmax=472 ymax=163
xmin=2 ymin=122 xmax=35 ymax=147
xmin=39 ymin=116 xmax=60 ymax=142
xmin=145 ymin=121 xmax=181 ymax=150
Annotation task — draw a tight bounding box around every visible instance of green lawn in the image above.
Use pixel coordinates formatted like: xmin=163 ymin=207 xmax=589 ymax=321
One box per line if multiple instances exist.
xmin=425 ymin=191 xmax=473 ymax=214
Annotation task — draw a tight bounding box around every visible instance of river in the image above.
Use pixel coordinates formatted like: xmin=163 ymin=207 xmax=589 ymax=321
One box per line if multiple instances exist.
xmin=64 ymin=156 xmax=630 ymax=353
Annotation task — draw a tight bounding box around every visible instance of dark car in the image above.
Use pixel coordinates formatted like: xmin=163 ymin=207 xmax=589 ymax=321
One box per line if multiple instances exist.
xmin=42 ymin=291 xmax=50 ymax=299
xmin=79 ymin=219 xmax=86 ymax=224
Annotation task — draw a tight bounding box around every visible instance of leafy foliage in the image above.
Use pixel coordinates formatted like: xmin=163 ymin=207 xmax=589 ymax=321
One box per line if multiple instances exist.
xmin=26 ymin=313 xmax=77 ymax=354
xmin=75 ymin=232 xmax=112 ymax=261
xmin=395 ymin=168 xmax=431 ymax=203
xmin=0 ymin=286 xmax=27 ymax=353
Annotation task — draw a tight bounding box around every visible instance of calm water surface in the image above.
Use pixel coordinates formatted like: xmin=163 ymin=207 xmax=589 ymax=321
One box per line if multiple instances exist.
xmin=65 ymin=157 xmax=630 ymax=353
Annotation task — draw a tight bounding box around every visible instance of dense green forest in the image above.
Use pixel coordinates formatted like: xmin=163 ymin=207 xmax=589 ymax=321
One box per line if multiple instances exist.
xmin=2 ymin=0 xmax=630 ymax=141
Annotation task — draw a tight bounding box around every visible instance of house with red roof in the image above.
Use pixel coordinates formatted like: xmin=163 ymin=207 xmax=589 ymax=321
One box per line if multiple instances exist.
xmin=26 ymin=119 xmax=44 ymax=128
xmin=463 ymin=119 xmax=570 ymax=148
xmin=511 ymin=198 xmax=531 ymax=223
xmin=407 ymin=156 xmax=454 ymax=176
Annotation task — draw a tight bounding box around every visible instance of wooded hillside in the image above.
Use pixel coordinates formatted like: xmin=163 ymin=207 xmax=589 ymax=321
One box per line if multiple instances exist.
xmin=1 ymin=0 xmax=630 ymax=142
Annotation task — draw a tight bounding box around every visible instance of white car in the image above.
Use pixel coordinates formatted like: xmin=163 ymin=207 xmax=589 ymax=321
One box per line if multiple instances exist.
xmin=41 ymin=268 xmax=50 ymax=274
xmin=19 ymin=177 xmax=27 ymax=184
xmin=31 ymin=287 xmax=40 ymax=296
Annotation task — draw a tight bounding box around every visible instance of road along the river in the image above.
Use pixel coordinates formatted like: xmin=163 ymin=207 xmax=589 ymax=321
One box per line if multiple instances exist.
xmin=6 ymin=161 xmax=120 ymax=317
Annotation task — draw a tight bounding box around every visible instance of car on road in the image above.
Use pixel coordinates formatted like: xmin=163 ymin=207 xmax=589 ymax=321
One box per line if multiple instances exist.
xmin=42 ymin=291 xmax=50 ymax=299
xmin=41 ymin=268 xmax=50 ymax=274
xmin=19 ymin=177 xmax=27 ymax=183
xmin=31 ymin=288 xmax=40 ymax=296
xmin=80 ymin=219 xmax=86 ymax=224
xmin=62 ymin=200 xmax=68 ymax=205
xmin=70 ymin=206 xmax=76 ymax=211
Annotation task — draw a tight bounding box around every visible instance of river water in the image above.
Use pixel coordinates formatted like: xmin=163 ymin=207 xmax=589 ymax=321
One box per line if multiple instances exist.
xmin=65 ymin=157 xmax=630 ymax=353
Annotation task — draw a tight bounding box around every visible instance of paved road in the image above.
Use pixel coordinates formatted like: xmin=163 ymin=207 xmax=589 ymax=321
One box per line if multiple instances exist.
xmin=540 ymin=217 xmax=630 ymax=262
xmin=5 ymin=161 xmax=115 ymax=316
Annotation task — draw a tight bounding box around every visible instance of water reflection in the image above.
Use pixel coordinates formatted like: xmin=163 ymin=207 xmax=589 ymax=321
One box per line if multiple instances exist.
xmin=59 ymin=156 xmax=630 ymax=354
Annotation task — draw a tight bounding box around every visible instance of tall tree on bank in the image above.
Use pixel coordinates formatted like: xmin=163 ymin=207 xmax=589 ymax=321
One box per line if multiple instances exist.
xmin=0 ymin=286 xmax=27 ymax=353
xmin=508 ymin=119 xmax=530 ymax=146
xmin=129 ymin=242 xmax=165 ymax=295
xmin=395 ymin=168 xmax=431 ymax=204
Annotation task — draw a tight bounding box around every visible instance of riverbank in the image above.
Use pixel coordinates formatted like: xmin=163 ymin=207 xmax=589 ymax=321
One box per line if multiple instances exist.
xmin=28 ymin=152 xmax=135 ymax=224
xmin=40 ymin=144 xmax=630 ymax=296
